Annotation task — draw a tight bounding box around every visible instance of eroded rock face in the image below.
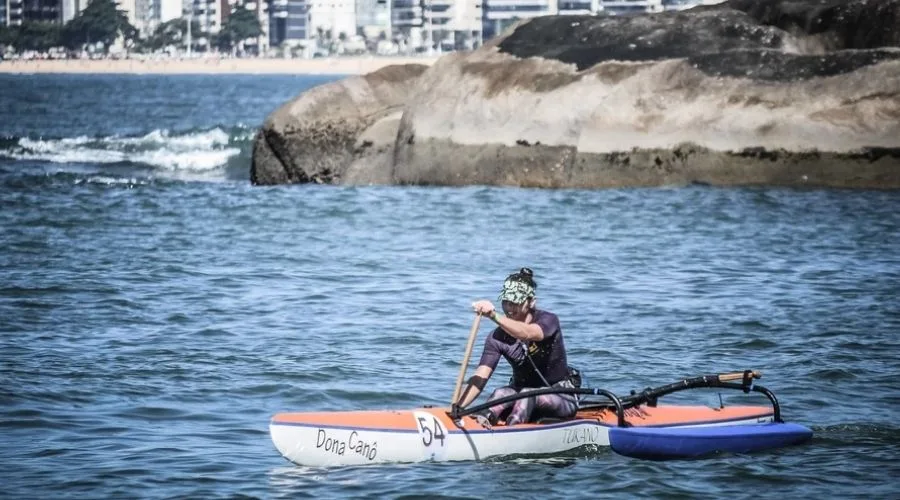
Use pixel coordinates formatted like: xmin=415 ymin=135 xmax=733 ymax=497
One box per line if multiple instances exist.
xmin=250 ymin=64 xmax=429 ymax=185
xmin=251 ymin=0 xmax=900 ymax=189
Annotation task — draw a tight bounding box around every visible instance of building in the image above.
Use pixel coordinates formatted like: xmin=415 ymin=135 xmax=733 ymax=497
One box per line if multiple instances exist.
xmin=184 ymin=0 xmax=271 ymax=51
xmin=662 ymin=0 xmax=725 ymax=10
xmin=308 ymin=0 xmax=355 ymax=40
xmin=601 ymin=0 xmax=662 ymax=15
xmin=269 ymin=0 xmax=309 ymax=47
xmin=482 ymin=0 xmax=557 ymax=41
xmin=246 ymin=0 xmax=270 ymax=52
xmin=12 ymin=0 xmax=62 ymax=23
xmin=268 ymin=0 xmax=359 ymax=50
xmin=356 ymin=0 xmax=390 ymax=39
xmin=61 ymin=0 xmax=84 ymax=22
xmin=390 ymin=0 xmax=421 ymax=48
xmin=391 ymin=0 xmax=481 ymax=52
xmin=481 ymin=0 xmax=721 ymax=42
xmin=156 ymin=0 xmax=181 ymax=22
xmin=1 ymin=0 xmax=10 ymax=25
xmin=558 ymin=0 xmax=599 ymax=15
xmin=157 ymin=0 xmax=181 ymax=21
xmin=117 ymin=0 xmax=137 ymax=25
xmin=424 ymin=0 xmax=481 ymax=50
xmin=190 ymin=0 xmax=222 ymax=35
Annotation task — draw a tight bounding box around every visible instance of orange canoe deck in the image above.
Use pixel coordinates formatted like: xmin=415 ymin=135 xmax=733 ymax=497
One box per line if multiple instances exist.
xmin=272 ymin=404 xmax=773 ymax=432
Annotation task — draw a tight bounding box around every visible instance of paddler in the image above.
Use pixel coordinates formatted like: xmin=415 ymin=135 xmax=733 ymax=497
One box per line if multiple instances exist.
xmin=457 ymin=267 xmax=579 ymax=428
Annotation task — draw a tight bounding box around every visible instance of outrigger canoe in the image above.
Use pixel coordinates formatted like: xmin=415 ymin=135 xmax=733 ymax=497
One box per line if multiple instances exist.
xmin=270 ymin=370 xmax=813 ymax=466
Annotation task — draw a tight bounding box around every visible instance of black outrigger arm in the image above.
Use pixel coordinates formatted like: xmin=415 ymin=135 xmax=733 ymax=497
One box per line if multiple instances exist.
xmin=579 ymin=369 xmax=783 ymax=423
xmin=449 ymin=387 xmax=629 ymax=427
xmin=451 ymin=370 xmax=782 ymax=427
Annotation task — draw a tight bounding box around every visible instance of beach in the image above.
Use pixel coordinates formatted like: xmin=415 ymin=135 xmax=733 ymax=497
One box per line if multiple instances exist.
xmin=0 ymin=56 xmax=440 ymax=75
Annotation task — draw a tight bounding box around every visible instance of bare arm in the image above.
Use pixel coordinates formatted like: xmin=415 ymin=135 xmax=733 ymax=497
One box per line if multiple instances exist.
xmin=457 ymin=365 xmax=494 ymax=407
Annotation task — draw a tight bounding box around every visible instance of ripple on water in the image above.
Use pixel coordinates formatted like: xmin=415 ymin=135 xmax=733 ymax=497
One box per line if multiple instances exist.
xmin=1 ymin=140 xmax=898 ymax=497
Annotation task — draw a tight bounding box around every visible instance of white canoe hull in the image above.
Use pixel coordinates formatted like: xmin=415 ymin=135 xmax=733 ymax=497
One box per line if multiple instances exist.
xmin=270 ymin=406 xmax=774 ymax=466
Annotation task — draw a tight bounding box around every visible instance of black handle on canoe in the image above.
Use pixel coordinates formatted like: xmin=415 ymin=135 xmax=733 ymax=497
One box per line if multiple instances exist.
xmin=717 ymin=382 xmax=783 ymax=423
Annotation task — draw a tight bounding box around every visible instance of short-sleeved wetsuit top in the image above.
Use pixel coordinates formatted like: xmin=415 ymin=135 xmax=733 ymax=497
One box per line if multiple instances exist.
xmin=477 ymin=309 xmax=569 ymax=388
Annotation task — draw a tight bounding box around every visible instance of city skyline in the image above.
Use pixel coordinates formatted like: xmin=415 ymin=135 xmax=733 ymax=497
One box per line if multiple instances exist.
xmin=2 ymin=0 xmax=725 ymax=52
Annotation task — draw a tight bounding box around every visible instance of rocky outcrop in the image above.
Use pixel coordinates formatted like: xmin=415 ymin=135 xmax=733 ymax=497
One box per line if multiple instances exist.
xmin=251 ymin=0 xmax=900 ymax=189
xmin=251 ymin=63 xmax=428 ymax=185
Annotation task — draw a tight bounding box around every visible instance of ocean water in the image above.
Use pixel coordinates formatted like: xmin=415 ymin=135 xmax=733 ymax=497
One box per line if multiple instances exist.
xmin=1 ymin=74 xmax=899 ymax=499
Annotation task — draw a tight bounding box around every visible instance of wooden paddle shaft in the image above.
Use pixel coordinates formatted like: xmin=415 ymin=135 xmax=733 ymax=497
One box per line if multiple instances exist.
xmin=451 ymin=314 xmax=482 ymax=405
xmin=718 ymin=370 xmax=762 ymax=382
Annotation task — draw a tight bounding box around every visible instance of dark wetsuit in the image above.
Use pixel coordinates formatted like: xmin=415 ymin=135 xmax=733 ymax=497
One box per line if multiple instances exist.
xmin=477 ymin=309 xmax=578 ymax=425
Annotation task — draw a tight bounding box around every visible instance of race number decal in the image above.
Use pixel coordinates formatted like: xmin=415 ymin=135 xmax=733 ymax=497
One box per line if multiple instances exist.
xmin=413 ymin=411 xmax=448 ymax=460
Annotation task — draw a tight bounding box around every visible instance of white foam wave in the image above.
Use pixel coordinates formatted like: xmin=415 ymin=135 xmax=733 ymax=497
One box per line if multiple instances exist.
xmin=76 ymin=176 xmax=151 ymax=186
xmin=8 ymin=128 xmax=243 ymax=172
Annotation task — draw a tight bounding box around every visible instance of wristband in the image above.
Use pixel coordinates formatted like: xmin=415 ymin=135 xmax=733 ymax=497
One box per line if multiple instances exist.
xmin=491 ymin=311 xmax=500 ymax=322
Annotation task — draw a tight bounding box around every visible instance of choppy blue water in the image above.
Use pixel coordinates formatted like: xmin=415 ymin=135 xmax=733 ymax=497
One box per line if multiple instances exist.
xmin=1 ymin=74 xmax=899 ymax=499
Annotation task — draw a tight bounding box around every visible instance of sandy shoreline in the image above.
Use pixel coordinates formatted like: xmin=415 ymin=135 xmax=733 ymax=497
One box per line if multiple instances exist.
xmin=0 ymin=56 xmax=440 ymax=75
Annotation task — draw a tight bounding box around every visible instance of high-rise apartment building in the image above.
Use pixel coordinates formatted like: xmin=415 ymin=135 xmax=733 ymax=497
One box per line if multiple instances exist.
xmin=117 ymin=0 xmax=137 ymax=24
xmin=481 ymin=0 xmax=557 ymax=41
xmin=269 ymin=0 xmax=308 ymax=46
xmin=157 ymin=0 xmax=180 ymax=21
xmin=61 ymin=0 xmax=83 ymax=22
xmin=16 ymin=0 xmax=62 ymax=22
xmin=253 ymin=0 xmax=272 ymax=51
xmin=135 ymin=0 xmax=152 ymax=32
xmin=602 ymin=0 xmax=662 ymax=15
xmin=424 ymin=0 xmax=480 ymax=50
xmin=663 ymin=0 xmax=725 ymax=10
xmin=558 ymin=0 xmax=598 ymax=14
xmin=481 ymin=0 xmax=701 ymax=42
xmin=308 ymin=0 xmax=354 ymax=39
xmin=131 ymin=0 xmax=182 ymax=36
xmin=390 ymin=0 xmax=420 ymax=47
xmin=189 ymin=0 xmax=221 ymax=34
xmin=356 ymin=0 xmax=389 ymax=39
xmin=391 ymin=0 xmax=480 ymax=52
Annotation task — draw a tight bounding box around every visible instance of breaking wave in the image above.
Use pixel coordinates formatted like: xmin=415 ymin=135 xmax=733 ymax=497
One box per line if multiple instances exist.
xmin=0 ymin=126 xmax=255 ymax=182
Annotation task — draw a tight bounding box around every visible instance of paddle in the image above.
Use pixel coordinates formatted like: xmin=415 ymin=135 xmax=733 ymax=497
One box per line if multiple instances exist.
xmin=451 ymin=313 xmax=482 ymax=406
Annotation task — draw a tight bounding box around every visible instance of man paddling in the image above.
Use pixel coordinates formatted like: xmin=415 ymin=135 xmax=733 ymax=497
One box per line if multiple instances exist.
xmin=457 ymin=268 xmax=578 ymax=428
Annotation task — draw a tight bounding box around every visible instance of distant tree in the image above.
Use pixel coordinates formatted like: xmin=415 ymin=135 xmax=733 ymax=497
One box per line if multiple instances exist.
xmin=62 ymin=0 xmax=137 ymax=51
xmin=18 ymin=22 xmax=64 ymax=51
xmin=137 ymin=18 xmax=202 ymax=52
xmin=0 ymin=24 xmax=19 ymax=48
xmin=0 ymin=22 xmax=63 ymax=52
xmin=215 ymin=7 xmax=262 ymax=52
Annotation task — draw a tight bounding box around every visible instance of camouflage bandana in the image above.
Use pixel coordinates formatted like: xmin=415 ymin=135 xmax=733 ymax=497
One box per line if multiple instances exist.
xmin=498 ymin=279 xmax=535 ymax=304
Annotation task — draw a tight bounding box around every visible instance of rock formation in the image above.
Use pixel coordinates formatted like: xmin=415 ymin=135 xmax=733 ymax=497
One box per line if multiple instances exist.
xmin=251 ymin=0 xmax=900 ymax=189
xmin=251 ymin=63 xmax=428 ymax=185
